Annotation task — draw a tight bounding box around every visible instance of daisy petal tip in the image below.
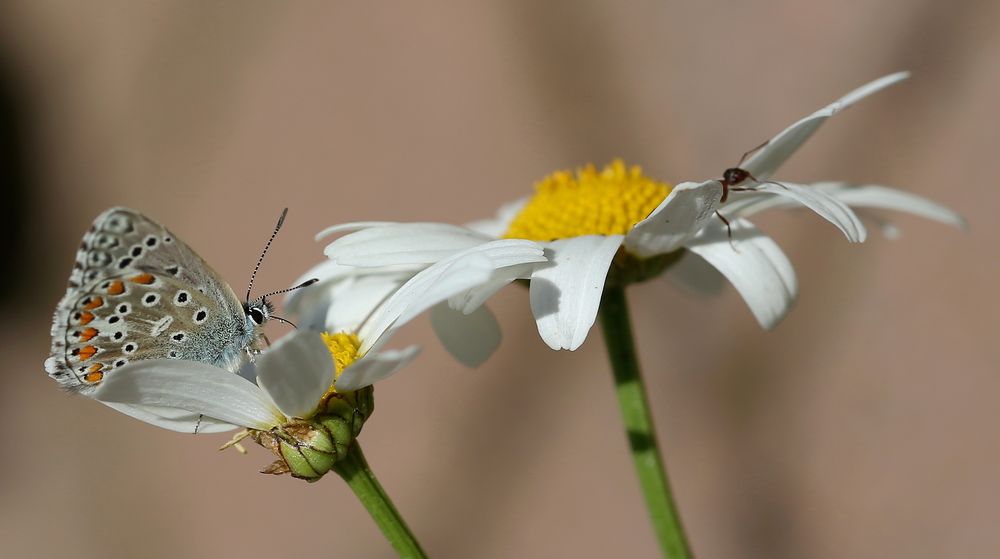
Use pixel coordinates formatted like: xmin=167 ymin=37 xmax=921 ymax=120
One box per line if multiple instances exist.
xmin=335 ymin=346 xmax=422 ymax=392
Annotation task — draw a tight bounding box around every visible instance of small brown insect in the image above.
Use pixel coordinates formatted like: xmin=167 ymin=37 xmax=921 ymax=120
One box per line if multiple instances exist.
xmin=714 ymin=139 xmax=788 ymax=244
xmin=718 ymin=139 xmax=770 ymax=203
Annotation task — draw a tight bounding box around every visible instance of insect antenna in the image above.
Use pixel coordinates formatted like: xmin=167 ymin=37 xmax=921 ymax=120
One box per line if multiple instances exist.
xmin=269 ymin=315 xmax=299 ymax=329
xmin=246 ymin=208 xmax=288 ymax=303
xmin=737 ymin=138 xmax=771 ymax=166
xmin=254 ymin=279 xmax=318 ymax=330
xmin=259 ymin=278 xmax=319 ymax=300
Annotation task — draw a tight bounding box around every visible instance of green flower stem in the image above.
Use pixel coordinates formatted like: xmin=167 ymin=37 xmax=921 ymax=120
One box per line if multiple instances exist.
xmin=598 ymin=285 xmax=693 ymax=559
xmin=332 ymin=442 xmax=428 ymax=559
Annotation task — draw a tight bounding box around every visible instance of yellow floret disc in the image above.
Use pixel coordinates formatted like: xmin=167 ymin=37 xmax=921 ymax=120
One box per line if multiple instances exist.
xmin=322 ymin=332 xmax=361 ymax=382
xmin=504 ymin=159 xmax=672 ymax=241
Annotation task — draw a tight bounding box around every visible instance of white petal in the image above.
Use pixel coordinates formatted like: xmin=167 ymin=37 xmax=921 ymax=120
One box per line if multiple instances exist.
xmin=858 ymin=211 xmax=903 ymax=239
xmin=315 ymin=221 xmax=398 ymax=241
xmin=715 ymin=190 xmax=790 ymax=218
xmin=464 ymin=197 xmax=528 ymax=238
xmin=742 ymin=72 xmax=910 ymax=180
xmin=254 ymin=331 xmax=334 ymax=419
xmin=335 ymin=346 xmax=422 ymax=391
xmin=448 ymin=262 xmax=536 ymax=314
xmin=624 ymin=180 xmax=724 ymax=258
xmin=358 ymin=240 xmax=546 ymax=354
xmin=740 ymin=182 xmax=867 ymax=242
xmin=94 ymin=359 xmax=284 ymax=430
xmin=813 ymin=182 xmax=967 ymax=230
xmin=102 ymin=402 xmax=237 ymax=433
xmin=430 ymin=303 xmax=501 ymax=368
xmin=321 ymin=274 xmax=409 ymax=333
xmin=666 ymin=250 xmax=727 ymax=297
xmin=685 ymin=218 xmax=798 ymax=330
xmin=284 ymin=260 xmax=358 ymax=328
xmin=529 ymin=235 xmax=624 ymax=351
xmin=836 ymin=71 xmax=911 ymax=108
xmin=324 ymin=223 xmax=494 ymax=267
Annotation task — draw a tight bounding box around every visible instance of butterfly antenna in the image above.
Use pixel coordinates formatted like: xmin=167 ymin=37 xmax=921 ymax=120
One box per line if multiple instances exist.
xmin=246 ymin=208 xmax=288 ymax=302
xmin=270 ymin=315 xmax=299 ymax=329
xmin=259 ymin=278 xmax=319 ymax=301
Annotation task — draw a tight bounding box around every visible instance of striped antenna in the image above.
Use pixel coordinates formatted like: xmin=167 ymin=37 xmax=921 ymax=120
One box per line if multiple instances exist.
xmin=246 ymin=208 xmax=288 ymax=302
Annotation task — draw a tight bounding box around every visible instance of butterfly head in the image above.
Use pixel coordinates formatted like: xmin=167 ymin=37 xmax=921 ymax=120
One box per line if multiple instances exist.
xmin=244 ymin=297 xmax=276 ymax=326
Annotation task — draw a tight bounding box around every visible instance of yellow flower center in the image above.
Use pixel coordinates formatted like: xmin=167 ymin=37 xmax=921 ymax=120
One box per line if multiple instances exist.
xmin=503 ymin=159 xmax=672 ymax=241
xmin=323 ymin=332 xmax=361 ymax=379
xmin=316 ymin=332 xmax=361 ymax=405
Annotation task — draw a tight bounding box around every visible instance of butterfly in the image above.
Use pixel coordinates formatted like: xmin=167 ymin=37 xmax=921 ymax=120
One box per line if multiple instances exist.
xmin=45 ymin=207 xmax=310 ymax=431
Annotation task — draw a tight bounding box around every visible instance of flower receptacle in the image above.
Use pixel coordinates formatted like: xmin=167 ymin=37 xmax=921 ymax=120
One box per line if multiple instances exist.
xmin=250 ymin=385 xmax=375 ymax=482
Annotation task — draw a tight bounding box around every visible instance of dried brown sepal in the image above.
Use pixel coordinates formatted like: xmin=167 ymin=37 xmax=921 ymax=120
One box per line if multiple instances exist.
xmin=261 ymin=460 xmax=291 ymax=476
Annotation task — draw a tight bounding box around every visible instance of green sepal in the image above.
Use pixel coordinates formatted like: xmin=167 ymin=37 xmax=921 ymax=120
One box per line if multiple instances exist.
xmin=250 ymin=385 xmax=375 ymax=481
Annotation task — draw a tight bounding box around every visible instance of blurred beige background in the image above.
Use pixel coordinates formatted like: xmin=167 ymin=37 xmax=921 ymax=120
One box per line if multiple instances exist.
xmin=1 ymin=2 xmax=995 ymax=558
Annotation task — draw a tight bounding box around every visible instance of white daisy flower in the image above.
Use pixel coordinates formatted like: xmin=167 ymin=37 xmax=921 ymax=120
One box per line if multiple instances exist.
xmin=286 ymin=232 xmax=543 ymax=369
xmin=93 ymin=238 xmax=547 ymax=432
xmin=319 ymin=72 xmax=964 ymax=351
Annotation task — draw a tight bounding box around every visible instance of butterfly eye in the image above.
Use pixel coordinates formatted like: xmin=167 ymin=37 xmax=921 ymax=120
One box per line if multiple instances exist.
xmin=249 ymin=308 xmax=266 ymax=325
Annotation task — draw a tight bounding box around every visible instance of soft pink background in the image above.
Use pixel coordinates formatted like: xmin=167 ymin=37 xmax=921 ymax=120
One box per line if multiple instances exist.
xmin=1 ymin=2 xmax=995 ymax=558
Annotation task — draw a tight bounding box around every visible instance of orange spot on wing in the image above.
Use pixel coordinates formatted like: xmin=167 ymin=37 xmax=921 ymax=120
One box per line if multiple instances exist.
xmin=84 ymin=365 xmax=104 ymax=383
xmin=107 ymin=280 xmax=125 ymax=295
xmin=78 ymin=327 xmax=99 ymax=342
xmin=129 ymin=273 xmax=155 ymax=284
xmin=78 ymin=345 xmax=97 ymax=360
xmin=83 ymin=297 xmax=104 ymax=310
xmin=79 ymin=311 xmax=95 ymax=325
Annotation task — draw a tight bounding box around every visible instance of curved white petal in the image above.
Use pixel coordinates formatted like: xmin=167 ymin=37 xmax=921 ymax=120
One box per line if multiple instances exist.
xmin=284 ymin=260 xmax=360 ymax=329
xmin=102 ymin=402 xmax=237 ymax=433
xmin=685 ymin=218 xmax=798 ymax=330
xmin=666 ymin=250 xmax=727 ymax=297
xmin=284 ymin=260 xmax=419 ymax=331
xmin=624 ymin=180 xmax=724 ymax=258
xmin=93 ymin=359 xmax=284 ymax=430
xmin=430 ymin=303 xmax=501 ymax=368
xmin=742 ymin=72 xmax=910 ymax=180
xmin=448 ymin=262 xmax=536 ymax=314
xmin=716 ymin=190 xmax=791 ymax=218
xmin=813 ymin=182 xmax=967 ymax=230
xmin=324 ymin=223 xmax=494 ymax=267
xmin=856 ymin=210 xmax=903 ymax=239
xmin=529 ymin=235 xmax=624 ymax=351
xmin=358 ymin=240 xmax=546 ymax=355
xmin=741 ymin=182 xmax=867 ymax=242
xmin=335 ymin=346 xmax=422 ymax=391
xmin=254 ymin=331 xmax=334 ymax=419
xmin=322 ymin=274 xmax=409 ymax=333
xmin=836 ymin=72 xmax=911 ymax=109
xmin=464 ymin=197 xmax=529 ymax=238
xmin=315 ymin=221 xmax=398 ymax=242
